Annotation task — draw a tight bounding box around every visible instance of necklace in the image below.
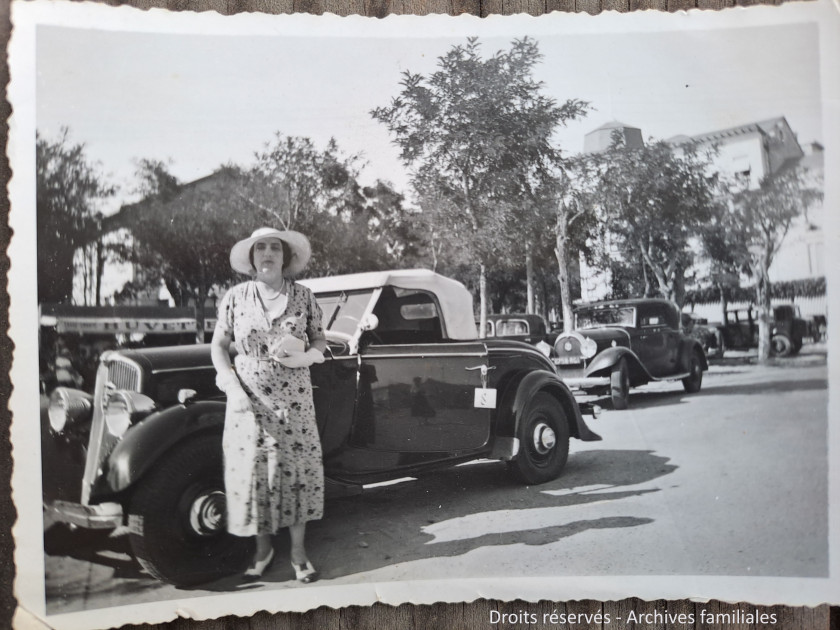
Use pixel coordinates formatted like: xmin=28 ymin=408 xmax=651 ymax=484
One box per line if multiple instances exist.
xmin=257 ymin=280 xmax=285 ymax=301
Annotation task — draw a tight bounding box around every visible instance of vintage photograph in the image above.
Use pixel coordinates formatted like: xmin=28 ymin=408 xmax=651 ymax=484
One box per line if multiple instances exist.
xmin=8 ymin=0 xmax=839 ymax=627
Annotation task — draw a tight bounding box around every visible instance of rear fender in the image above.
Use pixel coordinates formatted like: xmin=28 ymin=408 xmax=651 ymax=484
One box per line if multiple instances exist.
xmin=679 ymin=340 xmax=709 ymax=372
xmin=91 ymin=401 xmax=226 ymax=501
xmin=497 ymin=370 xmax=601 ymax=443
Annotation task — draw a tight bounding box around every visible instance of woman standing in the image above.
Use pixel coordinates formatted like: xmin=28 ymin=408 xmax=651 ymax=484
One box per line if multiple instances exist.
xmin=211 ymin=227 xmax=326 ymax=583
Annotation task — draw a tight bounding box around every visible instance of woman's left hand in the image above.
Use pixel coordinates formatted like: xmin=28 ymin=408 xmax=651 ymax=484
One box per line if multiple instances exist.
xmin=273 ymin=348 xmax=325 ymax=368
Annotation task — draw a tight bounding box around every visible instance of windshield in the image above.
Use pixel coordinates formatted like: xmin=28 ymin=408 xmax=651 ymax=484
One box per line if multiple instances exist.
xmin=575 ymin=306 xmax=636 ymax=329
xmin=315 ymin=290 xmax=376 ymax=338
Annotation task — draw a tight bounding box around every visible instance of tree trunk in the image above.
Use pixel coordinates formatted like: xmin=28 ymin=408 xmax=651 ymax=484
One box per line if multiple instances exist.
xmin=755 ymin=271 xmax=772 ymax=363
xmin=478 ymin=263 xmax=487 ymax=339
xmin=81 ymin=247 xmax=90 ymax=306
xmin=194 ymin=287 xmax=207 ymax=345
xmin=95 ymin=237 xmax=104 ymax=307
xmin=554 ymin=215 xmax=574 ymax=333
xmin=525 ymin=245 xmax=535 ymax=315
xmin=673 ymin=264 xmax=686 ymax=309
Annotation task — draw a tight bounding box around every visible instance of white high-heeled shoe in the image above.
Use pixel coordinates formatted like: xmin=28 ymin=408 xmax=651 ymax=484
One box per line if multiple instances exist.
xmin=291 ymin=560 xmax=319 ymax=583
xmin=243 ymin=547 xmax=275 ymax=582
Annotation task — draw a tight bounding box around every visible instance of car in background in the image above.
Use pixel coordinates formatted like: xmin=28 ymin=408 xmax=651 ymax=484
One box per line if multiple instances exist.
xmin=482 ymin=313 xmax=559 ymax=349
xmin=720 ymin=304 xmax=807 ymax=356
xmin=43 ymin=269 xmax=601 ymax=586
xmin=681 ymin=313 xmax=725 ymax=358
xmin=552 ymin=298 xmax=708 ymax=410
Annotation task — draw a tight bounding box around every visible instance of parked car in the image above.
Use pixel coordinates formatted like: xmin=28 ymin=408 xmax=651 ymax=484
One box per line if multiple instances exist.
xmin=552 ymin=298 xmax=708 ymax=410
xmin=43 ymin=269 xmax=601 ymax=586
xmin=720 ymin=304 xmax=807 ymax=356
xmin=680 ymin=313 xmax=725 ymax=358
xmin=482 ymin=313 xmax=559 ymax=348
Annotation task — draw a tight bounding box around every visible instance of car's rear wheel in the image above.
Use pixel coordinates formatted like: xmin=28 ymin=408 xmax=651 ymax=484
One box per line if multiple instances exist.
xmin=682 ymin=350 xmax=703 ymax=393
xmin=508 ymin=392 xmax=570 ymax=485
xmin=127 ymin=433 xmax=251 ymax=586
xmin=771 ymin=334 xmax=793 ymax=357
xmin=610 ymin=358 xmax=630 ymax=410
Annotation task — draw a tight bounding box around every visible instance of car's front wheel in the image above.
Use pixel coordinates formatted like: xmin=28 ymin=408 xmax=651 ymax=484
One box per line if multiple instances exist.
xmin=771 ymin=334 xmax=793 ymax=357
xmin=610 ymin=358 xmax=630 ymax=410
xmin=508 ymin=392 xmax=570 ymax=485
xmin=127 ymin=433 xmax=251 ymax=586
xmin=682 ymin=350 xmax=703 ymax=393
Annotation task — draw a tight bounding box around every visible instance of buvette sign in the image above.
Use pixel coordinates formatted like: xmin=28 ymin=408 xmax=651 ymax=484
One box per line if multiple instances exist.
xmin=39 ymin=304 xmax=218 ymax=335
xmin=47 ymin=317 xmax=218 ymax=334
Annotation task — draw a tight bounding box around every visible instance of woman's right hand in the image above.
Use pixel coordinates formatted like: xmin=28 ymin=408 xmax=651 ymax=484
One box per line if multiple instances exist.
xmin=226 ymin=384 xmax=252 ymax=414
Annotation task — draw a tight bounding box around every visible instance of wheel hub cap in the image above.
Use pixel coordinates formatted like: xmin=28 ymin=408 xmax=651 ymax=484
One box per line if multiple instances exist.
xmin=189 ymin=490 xmax=226 ymax=536
xmin=532 ymin=422 xmax=556 ymax=454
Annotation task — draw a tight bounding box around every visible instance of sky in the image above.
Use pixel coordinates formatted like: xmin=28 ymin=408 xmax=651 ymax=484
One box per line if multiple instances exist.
xmin=36 ymin=20 xmax=822 ymax=215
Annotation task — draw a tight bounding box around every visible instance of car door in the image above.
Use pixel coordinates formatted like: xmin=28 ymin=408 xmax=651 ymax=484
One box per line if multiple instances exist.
xmin=634 ymin=304 xmax=665 ymax=375
xmin=635 ymin=304 xmax=678 ymax=377
xmin=352 ymin=342 xmax=493 ymax=454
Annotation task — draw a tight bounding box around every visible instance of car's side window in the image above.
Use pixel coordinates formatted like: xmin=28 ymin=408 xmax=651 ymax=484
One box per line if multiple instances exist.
xmin=497 ymin=320 xmax=529 ymax=336
xmin=369 ymin=288 xmax=444 ymax=344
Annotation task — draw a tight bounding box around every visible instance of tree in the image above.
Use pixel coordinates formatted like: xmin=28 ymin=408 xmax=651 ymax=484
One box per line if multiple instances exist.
xmin=123 ymin=166 xmax=260 ymax=342
xmin=372 ymin=37 xmax=588 ymax=335
xmin=586 ymin=138 xmax=721 ymax=307
xmin=239 ymin=134 xmax=398 ymax=276
xmin=123 ymin=138 xmax=406 ymax=341
xmin=545 ymin=156 xmax=602 ymax=331
xmin=36 ymin=129 xmax=116 ymax=303
xmin=718 ymin=166 xmax=822 ymax=361
xmin=697 ymin=210 xmax=746 ymax=322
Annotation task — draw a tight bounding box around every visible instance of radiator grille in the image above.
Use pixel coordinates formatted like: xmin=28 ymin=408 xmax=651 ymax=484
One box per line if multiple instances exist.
xmin=107 ymin=359 xmax=142 ymax=392
xmin=81 ymin=355 xmax=143 ymax=505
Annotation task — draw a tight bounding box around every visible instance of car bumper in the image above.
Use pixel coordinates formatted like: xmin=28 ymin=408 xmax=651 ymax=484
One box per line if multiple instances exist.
xmin=46 ymin=500 xmax=123 ymax=529
xmin=559 ymin=376 xmax=611 ymax=388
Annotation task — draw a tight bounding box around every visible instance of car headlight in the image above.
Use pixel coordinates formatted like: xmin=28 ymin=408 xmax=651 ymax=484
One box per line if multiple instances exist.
xmin=104 ymin=391 xmax=156 ymax=438
xmin=48 ymin=387 xmax=93 ymax=434
xmin=581 ymin=337 xmax=598 ymax=359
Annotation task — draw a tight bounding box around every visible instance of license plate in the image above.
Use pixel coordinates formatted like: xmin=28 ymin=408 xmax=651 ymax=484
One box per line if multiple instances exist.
xmin=474 ymin=388 xmax=497 ymax=409
xmin=554 ymin=356 xmax=583 ymax=366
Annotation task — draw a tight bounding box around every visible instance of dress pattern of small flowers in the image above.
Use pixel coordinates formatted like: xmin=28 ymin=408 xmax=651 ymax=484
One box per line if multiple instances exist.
xmin=216 ymin=280 xmax=325 ymax=536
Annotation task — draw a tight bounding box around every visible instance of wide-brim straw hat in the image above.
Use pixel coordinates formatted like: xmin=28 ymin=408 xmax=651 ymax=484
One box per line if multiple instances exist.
xmin=230 ymin=227 xmax=312 ymax=277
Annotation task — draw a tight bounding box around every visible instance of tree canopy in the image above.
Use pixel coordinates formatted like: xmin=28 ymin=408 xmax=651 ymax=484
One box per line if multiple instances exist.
xmin=372 ymin=37 xmax=588 ymax=329
xmin=36 ymin=129 xmax=115 ymax=303
xmin=585 ymin=138 xmax=721 ymax=307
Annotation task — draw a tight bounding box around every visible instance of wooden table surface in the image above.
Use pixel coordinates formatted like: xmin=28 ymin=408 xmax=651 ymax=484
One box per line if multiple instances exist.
xmin=0 ymin=0 xmax=836 ymax=628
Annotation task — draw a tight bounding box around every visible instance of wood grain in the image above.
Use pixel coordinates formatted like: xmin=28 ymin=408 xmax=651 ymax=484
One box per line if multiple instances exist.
xmin=0 ymin=0 xmax=835 ymax=628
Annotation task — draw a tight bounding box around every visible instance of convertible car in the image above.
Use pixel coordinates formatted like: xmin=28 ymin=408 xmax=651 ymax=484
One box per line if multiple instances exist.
xmin=44 ymin=269 xmax=600 ymax=586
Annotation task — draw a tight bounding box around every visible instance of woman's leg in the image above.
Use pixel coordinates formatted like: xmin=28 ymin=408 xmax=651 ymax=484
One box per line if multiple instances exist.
xmin=289 ymin=522 xmax=309 ymax=565
xmin=254 ymin=533 xmax=273 ymax=562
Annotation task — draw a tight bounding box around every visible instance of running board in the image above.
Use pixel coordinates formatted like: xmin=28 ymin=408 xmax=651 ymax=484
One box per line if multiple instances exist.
xmin=650 ymin=372 xmax=691 ymax=381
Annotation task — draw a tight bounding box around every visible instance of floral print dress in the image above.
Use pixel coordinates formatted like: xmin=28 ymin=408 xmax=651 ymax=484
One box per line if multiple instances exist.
xmin=215 ymin=280 xmax=325 ymax=537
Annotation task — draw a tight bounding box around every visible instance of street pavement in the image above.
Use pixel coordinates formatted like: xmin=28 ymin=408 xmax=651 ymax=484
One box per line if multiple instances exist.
xmin=43 ymin=348 xmax=828 ymax=613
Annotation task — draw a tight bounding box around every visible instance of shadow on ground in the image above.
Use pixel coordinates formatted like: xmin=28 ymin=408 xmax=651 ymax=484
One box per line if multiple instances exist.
xmin=587 ymin=368 xmax=826 ymax=411
xmin=191 ymin=448 xmax=674 ymax=589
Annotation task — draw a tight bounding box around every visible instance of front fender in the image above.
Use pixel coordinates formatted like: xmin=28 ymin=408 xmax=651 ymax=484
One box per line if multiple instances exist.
xmin=92 ymin=400 xmax=226 ymax=501
xmin=500 ymin=370 xmax=601 ymax=443
xmin=585 ymin=347 xmax=650 ymax=385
